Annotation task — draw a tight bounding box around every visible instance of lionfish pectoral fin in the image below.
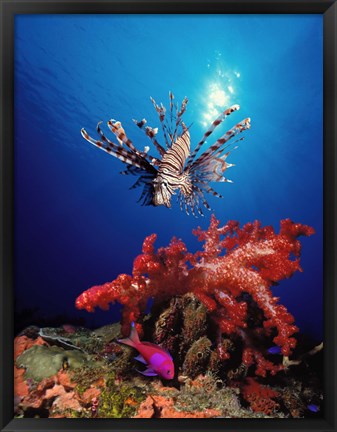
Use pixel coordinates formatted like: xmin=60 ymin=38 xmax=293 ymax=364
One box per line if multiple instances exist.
xmin=137 ymin=184 xmax=155 ymax=206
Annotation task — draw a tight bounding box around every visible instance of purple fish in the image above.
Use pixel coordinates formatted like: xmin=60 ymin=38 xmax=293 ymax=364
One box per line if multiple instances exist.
xmin=267 ymin=345 xmax=282 ymax=355
xmin=307 ymin=404 xmax=320 ymax=413
xmin=118 ymin=322 xmax=175 ymax=380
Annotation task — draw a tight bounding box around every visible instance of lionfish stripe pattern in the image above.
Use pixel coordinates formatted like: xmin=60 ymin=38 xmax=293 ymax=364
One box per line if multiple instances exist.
xmin=185 ymin=104 xmax=240 ymax=169
xmin=81 ymin=92 xmax=251 ymax=216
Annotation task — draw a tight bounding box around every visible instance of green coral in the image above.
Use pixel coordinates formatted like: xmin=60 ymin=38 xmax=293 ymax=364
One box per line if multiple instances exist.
xmin=70 ymin=363 xmax=106 ymax=396
xmin=98 ymin=372 xmax=146 ymax=418
xmin=16 ymin=345 xmax=90 ymax=381
xmin=39 ymin=326 xmax=107 ymax=354
xmin=91 ymin=323 xmax=122 ymax=343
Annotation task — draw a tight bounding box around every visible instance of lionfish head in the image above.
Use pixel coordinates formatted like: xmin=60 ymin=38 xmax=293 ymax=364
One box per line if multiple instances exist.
xmin=152 ymin=175 xmax=173 ymax=208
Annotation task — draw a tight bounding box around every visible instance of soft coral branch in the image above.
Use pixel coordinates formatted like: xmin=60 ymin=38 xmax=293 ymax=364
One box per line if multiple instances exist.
xmin=76 ymin=215 xmax=314 ymax=373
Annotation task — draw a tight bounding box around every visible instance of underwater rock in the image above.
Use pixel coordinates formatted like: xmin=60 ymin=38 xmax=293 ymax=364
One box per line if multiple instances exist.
xmin=18 ymin=325 xmax=40 ymax=339
xmin=38 ymin=324 xmax=128 ymax=366
xmin=38 ymin=326 xmax=104 ymax=354
xmin=91 ymin=323 xmax=122 ymax=343
xmin=16 ymin=344 xmax=90 ymax=381
xmin=14 ymin=335 xmax=47 ymax=358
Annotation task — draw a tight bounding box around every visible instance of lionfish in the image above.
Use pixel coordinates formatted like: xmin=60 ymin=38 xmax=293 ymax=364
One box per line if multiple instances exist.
xmin=81 ymin=92 xmax=250 ymax=217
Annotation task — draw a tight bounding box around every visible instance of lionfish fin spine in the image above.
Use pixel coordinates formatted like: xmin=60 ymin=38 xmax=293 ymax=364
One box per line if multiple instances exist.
xmin=150 ymin=96 xmax=170 ymax=148
xmin=133 ymin=118 xmax=166 ymax=157
xmin=107 ymin=120 xmax=145 ymax=160
xmin=81 ymin=128 xmax=148 ymax=170
xmin=185 ymin=104 xmax=240 ymax=169
xmin=190 ymin=118 xmax=250 ymax=169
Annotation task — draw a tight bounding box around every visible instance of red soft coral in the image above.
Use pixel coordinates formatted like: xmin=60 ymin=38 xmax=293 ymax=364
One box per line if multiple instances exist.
xmin=76 ymin=215 xmax=314 ymax=374
xmin=241 ymin=377 xmax=280 ymax=415
xmin=189 ymin=216 xmax=314 ymax=357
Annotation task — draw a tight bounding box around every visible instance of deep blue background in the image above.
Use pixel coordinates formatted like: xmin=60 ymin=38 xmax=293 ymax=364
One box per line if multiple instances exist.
xmin=14 ymin=15 xmax=323 ymax=340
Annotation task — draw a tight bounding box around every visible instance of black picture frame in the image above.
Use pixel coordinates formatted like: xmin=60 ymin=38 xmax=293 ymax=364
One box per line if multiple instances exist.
xmin=0 ymin=0 xmax=336 ymax=431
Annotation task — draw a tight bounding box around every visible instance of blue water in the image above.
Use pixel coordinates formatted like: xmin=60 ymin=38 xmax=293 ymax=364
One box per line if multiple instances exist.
xmin=14 ymin=14 xmax=323 ymax=340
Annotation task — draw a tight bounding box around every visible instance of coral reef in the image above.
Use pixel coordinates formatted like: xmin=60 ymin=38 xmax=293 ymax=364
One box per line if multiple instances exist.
xmin=133 ymin=374 xmax=285 ymax=418
xmin=15 ymin=350 xmax=84 ymax=418
xmin=14 ymin=332 xmax=145 ymax=419
xmin=14 ymin=319 xmax=323 ymax=418
xmin=76 ymin=215 xmax=314 ymax=376
xmin=14 ymin=216 xmax=322 ymax=419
